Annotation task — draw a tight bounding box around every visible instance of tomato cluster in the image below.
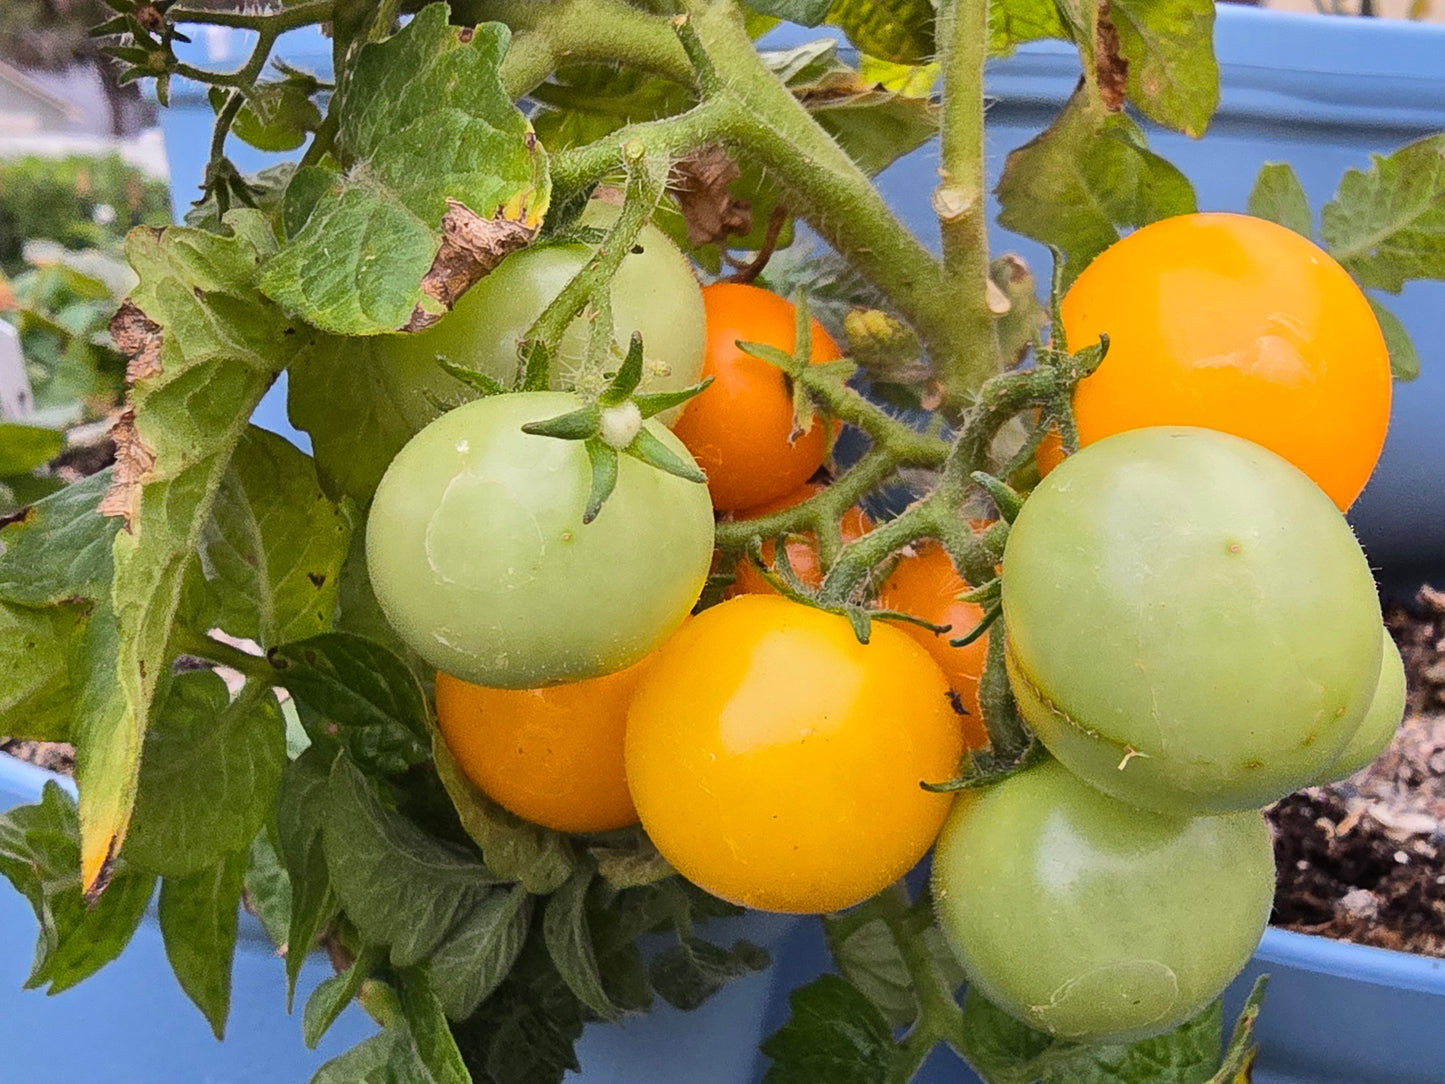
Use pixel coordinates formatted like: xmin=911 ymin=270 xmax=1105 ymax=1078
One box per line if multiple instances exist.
xmin=364 ymin=208 xmax=1405 ymax=1046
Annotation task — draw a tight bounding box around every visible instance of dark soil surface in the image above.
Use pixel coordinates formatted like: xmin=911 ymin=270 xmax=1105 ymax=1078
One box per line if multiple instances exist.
xmin=6 ymin=587 xmax=1445 ymax=956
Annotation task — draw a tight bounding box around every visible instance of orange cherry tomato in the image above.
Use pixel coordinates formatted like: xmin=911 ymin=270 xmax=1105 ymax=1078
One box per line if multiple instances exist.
xmin=672 ymin=283 xmax=841 ymax=512
xmin=1060 ymin=212 xmax=1391 ymax=510
xmin=435 ymin=663 xmax=649 ymax=833
xmin=729 ymin=483 xmax=871 ymax=596
xmin=625 ymin=594 xmax=963 ymax=913
xmin=878 ymin=543 xmax=990 ymax=750
xmin=1034 ymin=422 xmax=1065 ymax=478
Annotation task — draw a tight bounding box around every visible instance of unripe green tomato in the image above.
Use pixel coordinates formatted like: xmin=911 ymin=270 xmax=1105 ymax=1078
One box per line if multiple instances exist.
xmin=375 ymin=206 xmax=706 ymax=433
xmin=931 ymin=758 xmax=1275 ymax=1044
xmin=1315 ymin=630 xmax=1407 ymax=785
xmin=1003 ymin=426 xmax=1382 ymax=815
xmin=366 ymin=392 xmax=714 ymax=688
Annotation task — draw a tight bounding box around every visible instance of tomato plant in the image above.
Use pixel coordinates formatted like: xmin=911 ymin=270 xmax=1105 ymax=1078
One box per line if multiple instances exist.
xmin=625 ymin=594 xmax=963 ymax=914
xmin=1060 ymin=213 xmax=1391 ymax=511
xmin=434 ymin=664 xmax=648 ymax=833
xmin=932 ymin=758 xmax=1275 ymax=1044
xmin=728 ymin=482 xmax=871 ymax=596
xmin=672 ymin=283 xmax=842 ymax=512
xmin=1003 ymin=426 xmax=1384 ymax=815
xmin=367 ymin=390 xmax=713 ymax=687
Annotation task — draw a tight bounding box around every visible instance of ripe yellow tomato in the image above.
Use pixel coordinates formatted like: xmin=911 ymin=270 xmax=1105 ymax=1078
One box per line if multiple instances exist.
xmin=625 ymin=595 xmax=964 ymax=913
xmin=1061 ymin=213 xmax=1391 ymax=510
xmin=435 ymin=664 xmax=648 ymax=833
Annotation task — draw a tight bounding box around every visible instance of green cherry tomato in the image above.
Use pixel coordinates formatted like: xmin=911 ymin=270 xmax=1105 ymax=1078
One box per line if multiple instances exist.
xmin=1316 ymin=629 xmax=1407 ymax=785
xmin=932 ymin=758 xmax=1275 ymax=1044
xmin=1003 ymin=426 xmax=1383 ymax=815
xmin=366 ymin=391 xmax=714 ymax=688
xmin=375 ymin=205 xmax=706 ymax=433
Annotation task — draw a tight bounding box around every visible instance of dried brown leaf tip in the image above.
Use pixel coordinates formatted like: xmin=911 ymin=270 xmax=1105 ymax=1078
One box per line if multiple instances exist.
xmin=110 ymin=301 xmax=164 ymax=384
xmin=99 ymin=409 xmax=156 ymax=530
xmin=1094 ymin=1 xmax=1128 ymax=113
xmin=668 ymin=146 xmax=753 ymax=249
xmin=404 ymin=201 xmax=538 ymax=332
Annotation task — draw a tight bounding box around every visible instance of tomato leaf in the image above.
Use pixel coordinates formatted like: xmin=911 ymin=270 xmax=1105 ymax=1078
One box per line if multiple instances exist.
xmin=270 ymin=631 xmax=431 ymax=776
xmin=1247 ymin=163 xmax=1313 ymax=240
xmin=123 ymin=673 xmax=286 ymax=878
xmin=989 ymin=0 xmax=1070 ymax=55
xmin=82 ymin=210 xmax=301 ymax=896
xmin=589 ymin=830 xmax=675 ymax=889
xmin=428 ymin=884 xmax=534 ymax=1021
xmin=158 ymin=847 xmax=248 ymax=1039
xmin=433 ymin=734 xmax=577 ymax=894
xmin=310 ymin=1030 xmax=413 ymax=1084
xmin=829 ymin=0 xmax=936 ymax=65
xmin=1107 ymin=0 xmax=1218 ymax=138
xmin=214 ymin=79 xmax=324 ymax=154
xmin=323 ymin=757 xmax=501 ymax=969
xmin=995 ymin=89 xmax=1195 ymax=286
xmin=0 ymin=603 xmax=82 ymax=741
xmin=760 ymin=973 xmax=896 ymax=1084
xmin=649 ymin=935 xmax=770 ymax=1012
xmin=278 ymin=746 xmax=342 ymax=1009
xmin=1321 ymin=133 xmax=1445 ymax=294
xmin=0 ymin=468 xmax=118 ymax=607
xmin=0 ymin=424 xmax=62 ymax=476
xmin=1208 ymin=977 xmax=1267 ymax=1083
xmin=747 ymin=0 xmax=834 ymax=24
xmin=259 ymin=6 xmax=550 ymax=336
xmin=396 ymin=968 xmax=472 ymax=1084
xmin=1043 ymin=1002 xmax=1225 ymax=1083
xmin=180 ymin=426 xmax=352 ymax=649
xmin=1368 ymin=296 xmax=1421 ymax=382
xmin=242 ymin=831 xmax=292 ymax=950
xmin=304 ymin=942 xmax=382 ymax=1049
xmin=956 ymin=986 xmax=1064 ymax=1084
xmin=0 ymin=782 xmax=154 ymax=995
xmin=543 ymin=869 xmax=620 ymax=1022
xmin=823 ymin=913 xmax=965 ymax=1030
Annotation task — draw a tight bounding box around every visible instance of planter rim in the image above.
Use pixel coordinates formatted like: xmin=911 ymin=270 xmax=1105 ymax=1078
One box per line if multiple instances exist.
xmin=1255 ymin=925 xmax=1445 ymax=996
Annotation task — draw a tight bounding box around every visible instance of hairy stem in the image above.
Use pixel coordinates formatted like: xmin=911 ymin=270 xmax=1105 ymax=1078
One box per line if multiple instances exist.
xmin=935 ymin=0 xmax=1000 ymax=411
xmin=169 ymin=0 xmax=335 ymax=33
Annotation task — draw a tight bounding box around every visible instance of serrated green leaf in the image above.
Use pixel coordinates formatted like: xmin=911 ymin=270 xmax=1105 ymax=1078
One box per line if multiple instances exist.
xmin=530 ymin=65 xmax=691 ymax=152
xmin=243 ymin=830 xmax=292 ymax=950
xmin=1108 ymin=0 xmax=1218 ymax=138
xmin=181 ymin=426 xmax=351 ymax=648
xmin=0 ymin=602 xmax=83 ymax=741
xmin=1043 ymin=1000 xmax=1224 ymax=1083
xmin=823 ymin=913 xmax=965 ymax=1030
xmin=995 ymin=89 xmax=1195 ymax=286
xmin=989 ymin=0 xmax=1070 ymax=55
xmin=123 ymin=673 xmax=286 ymax=878
xmin=0 ymin=424 xmax=63 ymax=475
xmin=279 ymin=745 xmax=341 ymax=1008
xmin=270 ymin=631 xmax=430 ymax=775
xmin=225 ymin=80 xmax=324 ymax=153
xmin=323 ymin=757 xmax=500 ymax=969
xmin=829 ymin=0 xmax=936 ymax=65
xmin=0 ymin=470 xmax=118 ymax=607
xmin=650 ymin=936 xmax=769 ymax=1012
xmin=1367 ymin=296 xmax=1421 ymax=381
xmin=543 ymin=869 xmax=618 ymax=1022
xmin=1247 ymin=163 xmax=1313 ymax=239
xmin=761 ymin=973 xmax=895 ymax=1084
xmin=428 ymin=884 xmax=533 ymax=1020
xmin=158 ymin=848 xmax=248 ymax=1039
xmin=397 ymin=969 xmax=471 ymax=1084
xmin=260 ymin=7 xmax=549 ymax=335
xmin=82 ymin=210 xmax=300 ymax=894
xmin=956 ymin=986 xmax=1063 ymax=1084
xmin=311 ymin=1030 xmax=408 ymax=1084
xmin=0 ymin=782 xmax=154 ymax=995
xmin=305 ymin=942 xmax=381 ymax=1049
xmin=1210 ymin=977 xmax=1266 ymax=1083
xmin=1322 ymin=133 xmax=1445 ymax=293
xmin=750 ymin=0 xmax=834 ymax=23
xmin=589 ymin=831 xmax=674 ymax=889
xmin=433 ymin=735 xmax=576 ymax=894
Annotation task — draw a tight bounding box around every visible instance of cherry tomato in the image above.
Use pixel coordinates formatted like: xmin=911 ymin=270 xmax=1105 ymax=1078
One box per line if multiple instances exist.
xmin=1003 ymin=427 xmax=1383 ymax=815
xmin=625 ymin=594 xmax=963 ymax=913
xmin=672 ymin=283 xmax=841 ymax=512
xmin=1061 ymin=212 xmax=1391 ymax=510
xmin=1315 ymin=629 xmax=1407 ymax=785
xmin=877 ymin=543 xmax=989 ymax=750
xmin=728 ymin=483 xmax=871 ymax=597
xmin=367 ymin=391 xmax=713 ymax=688
xmin=932 ymin=758 xmax=1275 ymax=1043
xmin=435 ymin=665 xmax=647 ymax=833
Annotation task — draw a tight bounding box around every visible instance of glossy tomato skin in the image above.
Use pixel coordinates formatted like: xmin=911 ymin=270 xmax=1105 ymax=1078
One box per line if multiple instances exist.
xmin=1003 ymin=427 xmax=1383 ymax=816
xmin=435 ymin=665 xmax=646 ymax=833
xmin=878 ymin=543 xmax=990 ymax=751
xmin=1315 ymin=629 xmax=1407 ymax=785
xmin=376 ymin=206 xmax=705 ymax=433
xmin=1061 ymin=212 xmax=1390 ymax=510
xmin=625 ymin=594 xmax=964 ymax=913
xmin=673 ymin=283 xmax=841 ymax=512
xmin=728 ymin=483 xmax=871 ymax=596
xmin=367 ymin=391 xmax=713 ymax=688
xmin=932 ymin=759 xmax=1275 ymax=1044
